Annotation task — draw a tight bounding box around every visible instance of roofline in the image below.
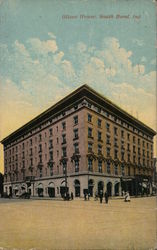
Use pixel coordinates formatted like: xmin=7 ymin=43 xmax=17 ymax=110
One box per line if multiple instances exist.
xmin=1 ymin=84 xmax=156 ymax=144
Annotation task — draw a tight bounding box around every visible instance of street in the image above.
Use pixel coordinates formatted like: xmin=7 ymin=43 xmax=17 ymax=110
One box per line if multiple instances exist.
xmin=0 ymin=197 xmax=156 ymax=250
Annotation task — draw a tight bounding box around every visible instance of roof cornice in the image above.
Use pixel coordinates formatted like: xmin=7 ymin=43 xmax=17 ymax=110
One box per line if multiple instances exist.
xmin=1 ymin=84 xmax=156 ymax=144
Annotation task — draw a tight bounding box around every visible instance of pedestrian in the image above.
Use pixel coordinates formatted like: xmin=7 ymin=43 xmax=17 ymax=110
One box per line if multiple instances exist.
xmin=95 ymin=191 xmax=98 ymax=201
xmin=71 ymin=192 xmax=74 ymax=200
xmin=99 ymin=190 xmax=103 ymax=203
xmin=104 ymin=191 xmax=109 ymax=204
xmin=124 ymin=191 xmax=131 ymax=202
xmin=84 ymin=192 xmax=87 ymax=201
xmin=88 ymin=192 xmax=90 ymax=200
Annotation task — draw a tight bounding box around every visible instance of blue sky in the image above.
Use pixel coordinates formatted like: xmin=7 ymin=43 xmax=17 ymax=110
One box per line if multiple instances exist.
xmin=0 ymin=0 xmax=156 ymax=172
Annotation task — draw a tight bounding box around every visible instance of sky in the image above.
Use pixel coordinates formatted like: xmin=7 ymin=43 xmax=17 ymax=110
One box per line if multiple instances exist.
xmin=0 ymin=0 xmax=156 ymax=173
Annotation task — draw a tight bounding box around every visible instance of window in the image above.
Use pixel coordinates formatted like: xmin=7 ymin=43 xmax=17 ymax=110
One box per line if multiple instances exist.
xmin=138 ymin=138 xmax=140 ymax=145
xmin=127 ymin=143 xmax=130 ymax=151
xmin=74 ymin=129 xmax=78 ymax=139
xmin=133 ymin=145 xmax=136 ymax=153
xmin=74 ymin=105 xmax=78 ymax=110
xmin=127 ymin=133 xmax=130 ymax=141
xmin=107 ymin=163 xmax=110 ymax=174
xmin=88 ymin=127 xmax=93 ymax=138
xmin=74 ymin=143 xmax=79 ymax=154
xmin=133 ymin=155 xmax=136 ymax=164
xmin=138 ymin=157 xmax=141 ymax=165
xmin=22 ymin=143 xmax=25 ymax=150
xmin=63 ymin=161 xmax=67 ymax=174
xmin=143 ymin=159 xmax=145 ymax=166
xmin=114 ymin=138 xmax=118 ymax=147
xmin=121 ymin=130 xmax=124 ymax=138
xmin=62 ymin=147 xmax=67 ymax=157
xmin=30 ymin=158 xmax=33 ymax=165
xmin=98 ymin=131 xmax=102 ymax=141
xmin=75 ymin=160 xmax=79 ymax=172
xmin=121 ymin=152 xmax=124 ymax=161
xmin=143 ymin=149 xmax=145 ymax=157
xmin=88 ymin=158 xmax=93 ymax=171
xmin=98 ymin=119 xmax=102 ymax=128
xmin=49 ymin=140 xmax=53 ymax=149
xmin=121 ymin=165 xmax=125 ymax=176
xmin=121 ymin=140 xmax=125 ymax=150
xmin=50 ymin=167 xmax=53 ymax=176
xmin=62 ymin=134 xmax=66 ymax=144
xmin=49 ymin=151 xmax=53 ymax=161
xmin=49 ymin=128 xmax=53 ymax=136
xmin=88 ymin=142 xmax=93 ymax=152
xmin=88 ymin=114 xmax=92 ymax=123
xmin=143 ymin=141 xmax=145 ymax=147
xmin=57 ymin=137 xmax=59 ymax=144
xmin=114 ymin=149 xmax=118 ymax=159
xmin=133 ymin=136 xmax=135 ymax=144
xmin=114 ymin=127 xmax=118 ymax=135
xmin=39 ymin=155 xmax=42 ymax=163
xmin=39 ymin=144 xmax=42 ymax=153
xmin=106 ymin=123 xmax=110 ymax=132
xmin=62 ymin=122 xmax=66 ymax=130
xmin=30 ymin=148 xmax=33 ymax=156
xmin=107 ymin=147 xmax=110 ymax=157
xmin=114 ymin=165 xmax=118 ymax=175
xmin=106 ymin=135 xmax=111 ymax=145
xmin=128 ymin=154 xmax=130 ymax=162
xmin=98 ymin=144 xmax=102 ymax=154
xmin=98 ymin=160 xmax=102 ymax=173
xmin=39 ymin=134 xmax=42 ymax=142
xmin=30 ymin=139 xmax=32 ymax=146
xmin=74 ymin=115 xmax=78 ymax=125
xmin=88 ymin=103 xmax=92 ymax=108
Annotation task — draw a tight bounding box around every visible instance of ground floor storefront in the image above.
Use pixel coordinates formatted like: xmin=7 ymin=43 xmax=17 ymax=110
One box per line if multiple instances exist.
xmin=3 ymin=173 xmax=153 ymax=198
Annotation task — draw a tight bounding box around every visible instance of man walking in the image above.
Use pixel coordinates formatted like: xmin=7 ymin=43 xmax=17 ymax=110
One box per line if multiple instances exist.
xmin=105 ymin=191 xmax=109 ymax=204
xmin=99 ymin=190 xmax=103 ymax=203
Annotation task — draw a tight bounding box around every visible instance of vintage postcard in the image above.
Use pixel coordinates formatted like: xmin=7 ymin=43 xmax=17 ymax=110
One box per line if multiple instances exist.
xmin=0 ymin=0 xmax=156 ymax=249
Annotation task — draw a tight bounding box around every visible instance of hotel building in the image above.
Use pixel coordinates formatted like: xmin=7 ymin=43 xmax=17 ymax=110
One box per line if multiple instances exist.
xmin=1 ymin=85 xmax=156 ymax=197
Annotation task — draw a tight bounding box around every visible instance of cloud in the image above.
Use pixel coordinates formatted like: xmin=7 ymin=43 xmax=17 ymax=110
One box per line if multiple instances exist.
xmin=48 ymin=32 xmax=56 ymax=40
xmin=132 ymin=38 xmax=144 ymax=46
xmin=28 ymin=38 xmax=58 ymax=55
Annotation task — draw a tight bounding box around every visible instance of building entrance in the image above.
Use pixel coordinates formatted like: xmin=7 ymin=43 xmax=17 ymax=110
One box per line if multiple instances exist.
xmin=74 ymin=180 xmax=80 ymax=197
xmin=98 ymin=181 xmax=104 ymax=196
xmin=88 ymin=179 xmax=94 ymax=197
xmin=114 ymin=183 xmax=119 ymax=196
xmin=107 ymin=182 xmax=112 ymax=196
